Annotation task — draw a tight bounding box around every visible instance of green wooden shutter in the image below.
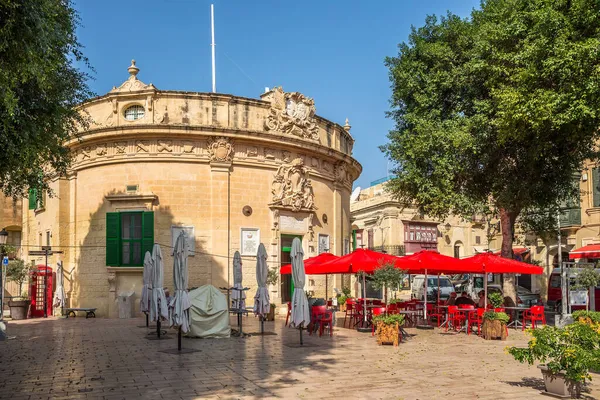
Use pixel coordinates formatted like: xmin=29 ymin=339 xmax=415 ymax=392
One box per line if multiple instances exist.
xmin=28 ymin=189 xmax=37 ymax=210
xmin=142 ymin=211 xmax=154 ymax=259
xmin=106 ymin=212 xmax=120 ymax=266
xmin=593 ymin=169 xmax=600 ymax=207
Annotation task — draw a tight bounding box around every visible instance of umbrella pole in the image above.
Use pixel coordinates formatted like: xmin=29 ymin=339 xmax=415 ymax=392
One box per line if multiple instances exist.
xmin=178 ymin=327 xmax=182 ymax=351
xmin=484 ymin=268 xmax=488 ymax=309
xmin=261 ymin=315 xmax=264 ymax=334
xmin=157 ymin=319 xmax=161 ymax=339
xmin=146 ymin=313 xmax=149 ymax=328
xmin=423 ymin=269 xmax=428 ymax=322
xmin=326 ymin=275 xmax=328 ymax=303
xmin=362 ymin=274 xmax=367 ymax=326
xmin=299 ymin=323 xmax=303 ymax=345
xmin=437 ymin=274 xmax=440 ymax=305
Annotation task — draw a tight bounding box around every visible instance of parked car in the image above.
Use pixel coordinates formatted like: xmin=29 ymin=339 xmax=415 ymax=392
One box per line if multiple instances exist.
xmin=411 ymin=275 xmax=455 ymax=301
xmin=547 ymin=267 xmax=600 ymax=312
xmin=486 ymin=284 xmax=542 ymax=308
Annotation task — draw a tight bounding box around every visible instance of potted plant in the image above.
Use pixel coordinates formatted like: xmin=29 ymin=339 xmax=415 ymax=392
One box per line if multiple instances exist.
xmin=373 ymin=313 xmax=405 ymax=346
xmin=508 ymin=322 xmax=600 ymax=398
xmin=337 ymin=295 xmax=348 ymax=312
xmin=6 ymin=259 xmax=33 ymax=320
xmin=488 ymin=291 xmax=504 ymax=309
xmin=481 ymin=311 xmax=509 ymax=340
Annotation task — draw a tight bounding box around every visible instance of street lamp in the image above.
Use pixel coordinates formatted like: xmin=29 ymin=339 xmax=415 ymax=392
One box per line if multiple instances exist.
xmin=0 ymin=228 xmax=8 ymax=340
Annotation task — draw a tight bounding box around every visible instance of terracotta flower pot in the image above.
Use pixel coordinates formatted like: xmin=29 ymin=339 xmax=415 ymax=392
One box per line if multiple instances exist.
xmin=8 ymin=300 xmax=31 ymax=320
xmin=538 ymin=365 xmax=582 ymax=398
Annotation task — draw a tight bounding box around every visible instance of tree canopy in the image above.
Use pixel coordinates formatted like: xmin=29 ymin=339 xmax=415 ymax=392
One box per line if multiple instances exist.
xmin=0 ymin=0 xmax=92 ymax=197
xmin=382 ymin=0 xmax=600 ymax=298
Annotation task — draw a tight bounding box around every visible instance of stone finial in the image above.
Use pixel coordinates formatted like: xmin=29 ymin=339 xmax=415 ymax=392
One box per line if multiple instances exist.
xmin=128 ymin=59 xmax=139 ymax=78
xmin=343 ymin=118 xmax=351 ymax=132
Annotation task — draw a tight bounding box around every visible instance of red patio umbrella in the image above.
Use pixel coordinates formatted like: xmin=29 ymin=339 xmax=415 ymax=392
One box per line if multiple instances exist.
xmin=318 ymin=248 xmax=406 ymax=274
xmin=460 ymin=253 xmax=543 ymax=307
xmin=279 ymin=253 xmax=340 ymax=275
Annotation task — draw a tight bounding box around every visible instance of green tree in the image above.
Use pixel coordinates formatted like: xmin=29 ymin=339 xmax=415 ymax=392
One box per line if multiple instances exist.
xmin=5 ymin=259 xmax=34 ymax=297
xmin=573 ymin=265 xmax=600 ymax=311
xmin=0 ymin=0 xmax=92 ymax=198
xmin=382 ymin=0 xmax=600 ymax=300
xmin=371 ymin=263 xmax=406 ymax=305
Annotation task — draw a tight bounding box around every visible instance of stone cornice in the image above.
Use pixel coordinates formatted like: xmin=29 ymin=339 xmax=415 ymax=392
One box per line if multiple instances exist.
xmin=105 ymin=193 xmax=158 ymax=203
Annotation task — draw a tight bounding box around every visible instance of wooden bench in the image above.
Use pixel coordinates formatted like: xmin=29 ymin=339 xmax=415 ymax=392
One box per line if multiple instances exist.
xmin=66 ymin=308 xmax=96 ymax=319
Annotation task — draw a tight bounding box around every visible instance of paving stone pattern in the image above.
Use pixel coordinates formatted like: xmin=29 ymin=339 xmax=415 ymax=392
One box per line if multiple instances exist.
xmin=0 ymin=315 xmax=598 ymax=400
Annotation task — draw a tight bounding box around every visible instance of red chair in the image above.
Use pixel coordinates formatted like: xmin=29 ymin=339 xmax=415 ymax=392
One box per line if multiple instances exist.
xmin=467 ymin=308 xmax=485 ymax=336
xmin=494 ymin=308 xmax=505 ymax=313
xmin=309 ymin=305 xmax=325 ymax=335
xmin=427 ymin=304 xmax=444 ymax=327
xmin=310 ymin=305 xmax=333 ymax=337
xmin=344 ymin=299 xmax=357 ymax=328
xmin=326 ymin=300 xmax=333 ymax=308
xmin=372 ymin=299 xmax=383 ymax=306
xmin=285 ymin=302 xmax=291 ymax=326
xmin=446 ymin=306 xmax=466 ymax=332
xmin=387 ymin=303 xmax=398 ymax=315
xmin=371 ymin=307 xmax=387 ymax=336
xmin=522 ymin=306 xmax=546 ymax=330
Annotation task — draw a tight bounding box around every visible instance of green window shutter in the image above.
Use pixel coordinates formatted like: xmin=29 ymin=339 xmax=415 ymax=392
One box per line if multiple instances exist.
xmin=593 ymin=169 xmax=600 ymax=207
xmin=142 ymin=211 xmax=154 ymax=258
xmin=106 ymin=212 xmax=120 ymax=266
xmin=28 ymin=189 xmax=37 ymax=210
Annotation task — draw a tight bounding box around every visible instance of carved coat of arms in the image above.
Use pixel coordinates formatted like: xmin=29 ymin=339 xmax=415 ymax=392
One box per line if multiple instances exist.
xmin=265 ymin=87 xmax=319 ymax=141
xmin=270 ymin=158 xmax=316 ymax=212
xmin=208 ymin=137 xmax=233 ymax=162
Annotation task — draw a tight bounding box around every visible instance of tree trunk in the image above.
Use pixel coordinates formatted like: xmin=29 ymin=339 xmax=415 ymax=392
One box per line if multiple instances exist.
xmin=384 ymin=286 xmax=388 ymax=305
xmin=500 ymin=208 xmax=519 ymax=303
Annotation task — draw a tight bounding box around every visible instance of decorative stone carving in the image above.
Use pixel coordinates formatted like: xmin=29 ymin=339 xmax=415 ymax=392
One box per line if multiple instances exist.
xmin=264 ymin=148 xmax=276 ymax=160
xmin=282 ymin=150 xmax=291 ymax=163
xmin=271 ymin=209 xmax=280 ymax=245
xmin=208 ymin=137 xmax=233 ymax=162
xmin=265 ymin=87 xmax=319 ymax=141
xmin=79 ymin=147 xmax=91 ymax=161
xmin=136 ymin=141 xmax=149 ymax=153
xmin=322 ymin=161 xmax=333 ymax=173
xmin=103 ymin=111 xmax=114 ymax=127
xmin=96 ymin=144 xmax=107 ymax=156
xmin=247 ymin=146 xmax=258 ymax=157
xmin=182 ymin=141 xmax=195 ymax=154
xmin=155 ymin=105 xmax=168 ymax=124
xmin=109 ymin=60 xmax=157 ymax=93
xmin=270 ymin=158 xmax=316 ymax=212
xmin=115 ymin=142 xmax=127 ymax=155
xmin=311 ymin=157 xmax=320 ymax=168
xmin=335 ymin=162 xmax=350 ymax=184
xmin=158 ymin=140 xmax=173 ymax=153
xmin=107 ymin=271 xmax=116 ymax=293
xmin=146 ymin=95 xmax=153 ymax=111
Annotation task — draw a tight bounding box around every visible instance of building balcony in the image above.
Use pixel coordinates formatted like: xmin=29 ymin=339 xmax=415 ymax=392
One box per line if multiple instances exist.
xmin=559 ymin=207 xmax=581 ymax=228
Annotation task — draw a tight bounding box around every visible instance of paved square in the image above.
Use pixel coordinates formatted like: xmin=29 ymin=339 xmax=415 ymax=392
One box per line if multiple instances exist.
xmin=0 ymin=316 xmax=598 ymax=399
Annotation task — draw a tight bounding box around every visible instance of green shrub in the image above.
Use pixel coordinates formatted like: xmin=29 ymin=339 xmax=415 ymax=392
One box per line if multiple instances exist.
xmin=342 ymin=287 xmax=351 ymax=297
xmin=572 ymin=310 xmax=600 ymax=324
xmin=372 ymin=313 xmax=405 ymax=326
xmin=483 ymin=311 xmax=510 ymax=324
xmin=488 ymin=292 xmax=504 ymax=309
xmin=507 ymin=322 xmax=600 ymax=384
xmin=338 ymin=295 xmax=347 ymax=306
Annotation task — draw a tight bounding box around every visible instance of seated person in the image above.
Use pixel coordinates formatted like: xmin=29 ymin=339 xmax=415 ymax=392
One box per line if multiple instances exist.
xmin=445 ymin=292 xmax=457 ymax=306
xmin=477 ymin=290 xmax=486 ymax=308
xmin=503 ymin=296 xmax=516 ymax=308
xmin=454 ymin=291 xmax=476 ymax=306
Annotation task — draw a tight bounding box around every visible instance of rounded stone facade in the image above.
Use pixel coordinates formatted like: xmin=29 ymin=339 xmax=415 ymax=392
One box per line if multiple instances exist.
xmin=22 ymin=61 xmax=361 ymax=317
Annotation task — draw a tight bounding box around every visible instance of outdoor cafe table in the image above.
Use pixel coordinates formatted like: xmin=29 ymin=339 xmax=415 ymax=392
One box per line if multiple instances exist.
xmin=504 ymin=306 xmax=527 ymax=329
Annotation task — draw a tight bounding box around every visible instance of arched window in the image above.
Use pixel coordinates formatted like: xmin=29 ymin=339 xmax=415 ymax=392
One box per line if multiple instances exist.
xmin=123 ymin=105 xmax=145 ymax=121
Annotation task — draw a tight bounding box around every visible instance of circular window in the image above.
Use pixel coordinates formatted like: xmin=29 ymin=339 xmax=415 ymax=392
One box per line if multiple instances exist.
xmin=124 ymin=105 xmax=145 ymax=121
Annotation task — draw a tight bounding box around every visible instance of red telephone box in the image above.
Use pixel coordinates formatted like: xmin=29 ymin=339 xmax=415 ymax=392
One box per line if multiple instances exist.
xmin=29 ymin=265 xmax=53 ymax=318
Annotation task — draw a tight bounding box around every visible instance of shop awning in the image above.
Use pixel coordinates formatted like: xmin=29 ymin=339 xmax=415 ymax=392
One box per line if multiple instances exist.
xmin=569 ymin=244 xmax=600 ymax=260
xmin=492 ymin=247 xmax=529 ymax=256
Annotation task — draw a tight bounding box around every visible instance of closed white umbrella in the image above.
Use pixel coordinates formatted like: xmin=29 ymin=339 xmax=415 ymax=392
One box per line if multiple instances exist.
xmin=150 ymin=244 xmax=168 ymax=338
xmin=169 ymin=231 xmax=191 ymax=350
xmin=53 ymin=261 xmax=66 ymax=315
xmin=231 ymin=251 xmax=245 ymax=310
xmin=253 ymin=243 xmax=270 ymax=316
xmin=140 ymin=252 xmax=152 ymax=315
xmin=290 ymin=238 xmax=310 ymax=345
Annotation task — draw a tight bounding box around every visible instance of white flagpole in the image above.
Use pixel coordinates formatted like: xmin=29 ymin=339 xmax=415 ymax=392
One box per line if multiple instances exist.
xmin=211 ymin=4 xmax=216 ymax=93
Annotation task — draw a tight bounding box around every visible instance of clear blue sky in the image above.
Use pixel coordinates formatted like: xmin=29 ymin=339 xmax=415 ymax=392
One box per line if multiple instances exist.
xmin=74 ymin=0 xmax=480 ymax=189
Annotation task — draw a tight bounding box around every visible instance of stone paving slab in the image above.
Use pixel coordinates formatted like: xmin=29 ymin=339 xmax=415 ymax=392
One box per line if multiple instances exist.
xmin=0 ymin=315 xmax=598 ymax=399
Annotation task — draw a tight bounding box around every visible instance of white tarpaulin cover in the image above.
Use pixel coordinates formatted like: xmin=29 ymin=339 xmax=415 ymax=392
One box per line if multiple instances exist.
xmin=231 ymin=251 xmax=245 ymax=310
xmin=140 ymin=252 xmax=152 ymax=313
xmin=53 ymin=261 xmax=66 ymax=309
xmin=187 ymin=285 xmax=231 ymax=338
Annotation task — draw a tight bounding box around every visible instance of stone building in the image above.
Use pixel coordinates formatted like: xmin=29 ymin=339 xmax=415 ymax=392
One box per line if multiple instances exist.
xmin=350 ymin=179 xmax=491 ymax=258
xmin=21 ymin=61 xmax=361 ymax=317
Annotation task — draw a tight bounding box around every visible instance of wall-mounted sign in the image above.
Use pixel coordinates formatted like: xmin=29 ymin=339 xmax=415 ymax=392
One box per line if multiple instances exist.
xmin=241 ymin=228 xmax=260 ymax=256
xmin=279 ymin=215 xmax=306 ymax=233
xmin=318 ymin=234 xmax=330 ymax=254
